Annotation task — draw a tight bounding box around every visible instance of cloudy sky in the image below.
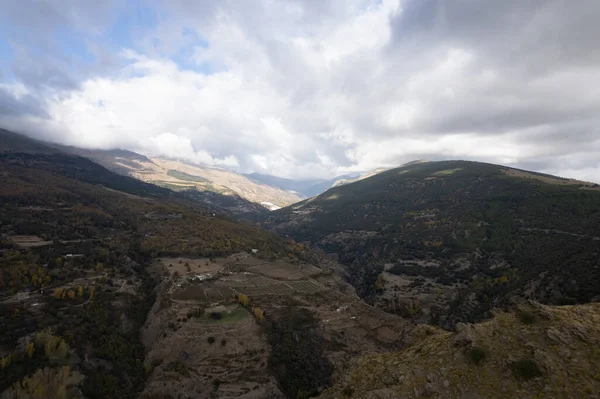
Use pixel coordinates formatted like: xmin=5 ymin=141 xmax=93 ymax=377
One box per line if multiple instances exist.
xmin=0 ymin=0 xmax=599 ymax=181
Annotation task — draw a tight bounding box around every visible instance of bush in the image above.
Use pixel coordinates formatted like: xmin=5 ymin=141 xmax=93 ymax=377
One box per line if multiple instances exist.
xmin=517 ymin=310 xmax=537 ymax=324
xmin=511 ymin=359 xmax=541 ymax=380
xmin=342 ymin=386 xmax=354 ymax=397
xmin=221 ymin=338 xmax=227 ymax=347
xmin=466 ymin=347 xmax=487 ymax=365
xmin=207 ymin=336 xmax=215 ymax=344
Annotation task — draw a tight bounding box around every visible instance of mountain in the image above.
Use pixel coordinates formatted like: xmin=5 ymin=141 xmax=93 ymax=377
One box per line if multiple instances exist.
xmin=246 ymin=168 xmax=399 ymax=199
xmin=244 ymin=172 xmax=360 ymax=197
xmin=2 ymin=130 xmax=600 ymax=399
xmin=56 ymin=145 xmax=303 ymax=209
xmin=0 ymin=128 xmax=61 ymax=154
xmin=264 ymin=160 xmax=600 ymax=327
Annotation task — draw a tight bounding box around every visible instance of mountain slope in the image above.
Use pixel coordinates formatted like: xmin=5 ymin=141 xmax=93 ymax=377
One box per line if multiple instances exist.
xmin=56 ymin=144 xmax=304 ymax=208
xmin=0 ymin=130 xmax=276 ymax=216
xmin=0 ymin=142 xmax=301 ymax=398
xmin=265 ymin=160 xmax=600 ymax=327
xmin=320 ymin=302 xmax=600 ymax=399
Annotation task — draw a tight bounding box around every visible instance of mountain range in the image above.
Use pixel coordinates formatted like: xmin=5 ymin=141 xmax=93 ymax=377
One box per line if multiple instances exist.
xmin=1 ymin=128 xmax=600 ymax=398
xmin=2 ymin=129 xmax=394 ymax=212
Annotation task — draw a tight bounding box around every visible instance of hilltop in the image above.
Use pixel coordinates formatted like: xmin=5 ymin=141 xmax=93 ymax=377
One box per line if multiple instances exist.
xmin=265 ymin=160 xmax=600 ymax=327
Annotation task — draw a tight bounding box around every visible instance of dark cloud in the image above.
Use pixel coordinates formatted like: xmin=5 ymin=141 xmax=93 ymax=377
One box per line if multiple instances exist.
xmin=0 ymin=88 xmax=49 ymax=118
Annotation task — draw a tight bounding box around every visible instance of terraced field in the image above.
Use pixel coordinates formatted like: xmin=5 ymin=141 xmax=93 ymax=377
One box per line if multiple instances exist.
xmin=169 ymin=255 xmax=329 ymax=305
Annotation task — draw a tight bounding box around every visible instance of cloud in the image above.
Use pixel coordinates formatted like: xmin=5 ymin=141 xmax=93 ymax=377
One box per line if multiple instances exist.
xmin=0 ymin=0 xmax=599 ymax=182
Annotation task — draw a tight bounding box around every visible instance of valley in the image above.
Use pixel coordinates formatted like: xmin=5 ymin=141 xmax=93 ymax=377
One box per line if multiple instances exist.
xmin=1 ymin=131 xmax=599 ymax=399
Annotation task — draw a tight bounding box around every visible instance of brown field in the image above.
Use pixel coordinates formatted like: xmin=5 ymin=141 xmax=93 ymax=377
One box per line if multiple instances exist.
xmin=166 ymin=253 xmax=329 ymax=305
xmin=248 ymin=260 xmax=323 ymax=280
xmin=159 ymin=257 xmax=228 ymax=276
xmin=9 ymin=235 xmax=53 ymax=247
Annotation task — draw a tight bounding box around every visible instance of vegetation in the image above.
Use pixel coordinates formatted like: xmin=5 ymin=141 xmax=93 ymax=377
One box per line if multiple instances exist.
xmin=320 ymin=303 xmax=600 ymax=398
xmin=166 ymin=170 xmax=209 ymax=183
xmin=511 ymin=359 xmax=542 ymax=380
xmin=466 ymin=347 xmax=487 ymax=365
xmin=266 ymin=160 xmax=600 ymax=325
xmin=263 ymin=306 xmax=333 ymax=399
xmin=0 ymin=134 xmax=302 ymax=398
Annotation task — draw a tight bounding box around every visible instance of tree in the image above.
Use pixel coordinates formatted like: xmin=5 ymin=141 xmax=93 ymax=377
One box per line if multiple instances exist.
xmin=27 ymin=342 xmax=35 ymax=359
xmin=373 ymin=273 xmax=385 ymax=292
xmin=238 ymin=293 xmax=249 ymax=307
xmin=0 ymin=355 xmax=11 ymax=369
xmin=252 ymin=307 xmax=265 ymax=322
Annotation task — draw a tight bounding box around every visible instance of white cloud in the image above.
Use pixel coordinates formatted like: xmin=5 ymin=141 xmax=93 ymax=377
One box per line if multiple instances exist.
xmin=1 ymin=0 xmax=599 ymax=182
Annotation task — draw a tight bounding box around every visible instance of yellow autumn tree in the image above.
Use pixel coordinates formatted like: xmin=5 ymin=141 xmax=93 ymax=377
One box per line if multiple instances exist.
xmin=67 ymin=289 xmax=76 ymax=299
xmin=54 ymin=288 xmax=63 ymax=299
xmin=238 ymin=293 xmax=249 ymax=307
xmin=0 ymin=355 xmax=11 ymax=369
xmin=77 ymin=286 xmax=84 ymax=297
xmin=27 ymin=342 xmax=35 ymax=359
xmin=252 ymin=307 xmax=265 ymax=322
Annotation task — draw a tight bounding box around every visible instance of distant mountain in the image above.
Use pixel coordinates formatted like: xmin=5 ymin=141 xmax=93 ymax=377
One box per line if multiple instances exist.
xmin=244 ymin=171 xmax=399 ymax=197
xmin=54 ymin=146 xmax=303 ymax=209
xmin=0 ymin=128 xmax=61 ymax=154
xmin=0 ymin=130 xmax=268 ymax=216
xmin=265 ymin=160 xmax=600 ymax=327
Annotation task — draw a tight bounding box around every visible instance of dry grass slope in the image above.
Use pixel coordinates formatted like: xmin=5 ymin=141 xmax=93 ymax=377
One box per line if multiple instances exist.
xmin=321 ymin=302 xmax=600 ymax=399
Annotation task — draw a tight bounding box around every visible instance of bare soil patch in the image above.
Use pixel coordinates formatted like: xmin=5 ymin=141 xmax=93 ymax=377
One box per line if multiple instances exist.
xmin=9 ymin=235 xmax=53 ymax=247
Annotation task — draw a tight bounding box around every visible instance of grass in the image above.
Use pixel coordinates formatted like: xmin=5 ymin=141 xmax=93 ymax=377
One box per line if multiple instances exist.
xmin=167 ymin=170 xmax=210 ymax=183
xmin=432 ymin=168 xmax=462 ymax=176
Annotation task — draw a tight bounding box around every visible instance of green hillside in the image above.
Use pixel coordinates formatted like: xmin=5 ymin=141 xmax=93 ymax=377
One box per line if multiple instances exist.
xmin=265 ymin=161 xmax=600 ymax=326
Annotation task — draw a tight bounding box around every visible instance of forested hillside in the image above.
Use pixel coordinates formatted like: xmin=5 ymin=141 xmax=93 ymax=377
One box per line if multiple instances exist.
xmin=0 ymin=146 xmax=297 ymax=397
xmin=265 ymin=161 xmax=600 ymax=326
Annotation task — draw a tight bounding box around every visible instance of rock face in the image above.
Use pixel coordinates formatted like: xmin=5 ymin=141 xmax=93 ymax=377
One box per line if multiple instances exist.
xmin=319 ymin=302 xmax=600 ymax=399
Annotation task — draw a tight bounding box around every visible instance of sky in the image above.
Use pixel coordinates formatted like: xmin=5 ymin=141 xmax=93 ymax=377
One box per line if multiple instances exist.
xmin=0 ymin=0 xmax=599 ymax=182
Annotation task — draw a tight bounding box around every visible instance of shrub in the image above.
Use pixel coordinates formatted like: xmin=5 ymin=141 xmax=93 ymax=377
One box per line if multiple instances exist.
xmin=466 ymin=347 xmax=487 ymax=365
xmin=517 ymin=310 xmax=537 ymax=324
xmin=511 ymin=359 xmax=541 ymax=380
xmin=207 ymin=336 xmax=215 ymax=344
xmin=221 ymin=338 xmax=227 ymax=347
xmin=342 ymin=386 xmax=354 ymax=397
